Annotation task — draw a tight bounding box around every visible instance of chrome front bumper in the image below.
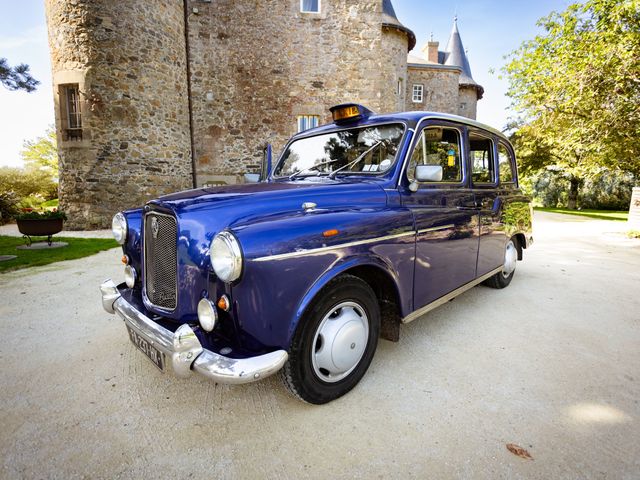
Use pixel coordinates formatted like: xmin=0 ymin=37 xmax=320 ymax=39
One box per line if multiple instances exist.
xmin=100 ymin=279 xmax=288 ymax=384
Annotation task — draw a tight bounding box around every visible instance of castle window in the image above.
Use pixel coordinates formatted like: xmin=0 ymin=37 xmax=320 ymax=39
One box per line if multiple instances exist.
xmin=60 ymin=84 xmax=83 ymax=141
xmin=397 ymin=78 xmax=403 ymax=96
xmin=297 ymin=115 xmax=319 ymax=132
xmin=412 ymin=84 xmax=424 ymax=103
xmin=301 ymin=0 xmax=320 ymax=13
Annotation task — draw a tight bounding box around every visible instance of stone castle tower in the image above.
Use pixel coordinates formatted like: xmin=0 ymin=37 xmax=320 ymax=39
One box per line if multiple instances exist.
xmin=45 ymin=0 xmax=194 ymax=228
xmin=45 ymin=0 xmax=481 ymax=229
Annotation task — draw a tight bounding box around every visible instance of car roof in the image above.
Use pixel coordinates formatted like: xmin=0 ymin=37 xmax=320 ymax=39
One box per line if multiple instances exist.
xmin=293 ymin=111 xmax=508 ymax=143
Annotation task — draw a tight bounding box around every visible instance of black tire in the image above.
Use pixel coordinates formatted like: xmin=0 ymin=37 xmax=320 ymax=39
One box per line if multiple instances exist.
xmin=281 ymin=274 xmax=380 ymax=404
xmin=483 ymin=238 xmax=518 ymax=289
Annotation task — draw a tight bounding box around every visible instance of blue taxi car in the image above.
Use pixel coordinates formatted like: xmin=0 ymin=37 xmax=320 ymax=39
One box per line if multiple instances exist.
xmin=100 ymin=104 xmax=533 ymax=404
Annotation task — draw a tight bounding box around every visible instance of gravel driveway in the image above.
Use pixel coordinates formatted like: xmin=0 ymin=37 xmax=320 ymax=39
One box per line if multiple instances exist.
xmin=1 ymin=212 xmax=638 ymax=479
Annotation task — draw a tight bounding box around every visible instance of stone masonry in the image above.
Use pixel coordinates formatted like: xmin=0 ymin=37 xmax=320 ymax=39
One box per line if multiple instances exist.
xmin=45 ymin=0 xmax=483 ymax=228
xmin=45 ymin=0 xmax=193 ymax=229
xmin=186 ymin=0 xmax=411 ymax=186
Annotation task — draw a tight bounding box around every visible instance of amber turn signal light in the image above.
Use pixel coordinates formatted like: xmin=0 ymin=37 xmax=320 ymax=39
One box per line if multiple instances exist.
xmin=121 ymin=255 xmax=129 ymax=265
xmin=322 ymin=229 xmax=339 ymax=238
xmin=217 ymin=295 xmax=230 ymax=312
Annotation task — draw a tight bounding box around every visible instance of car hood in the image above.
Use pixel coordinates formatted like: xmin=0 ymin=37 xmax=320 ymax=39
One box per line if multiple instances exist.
xmin=143 ymin=179 xmax=390 ymax=322
xmin=149 ymin=179 xmax=388 ymax=225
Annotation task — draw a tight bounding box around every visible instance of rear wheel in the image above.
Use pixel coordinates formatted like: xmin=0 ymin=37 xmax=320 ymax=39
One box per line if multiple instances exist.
xmin=484 ymin=238 xmax=518 ymax=289
xmin=281 ymin=274 xmax=380 ymax=404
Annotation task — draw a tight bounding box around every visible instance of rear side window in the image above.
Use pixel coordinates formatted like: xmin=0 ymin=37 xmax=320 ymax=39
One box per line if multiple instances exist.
xmin=498 ymin=142 xmax=516 ymax=183
xmin=407 ymin=127 xmax=462 ymax=183
xmin=469 ymin=132 xmax=495 ymax=184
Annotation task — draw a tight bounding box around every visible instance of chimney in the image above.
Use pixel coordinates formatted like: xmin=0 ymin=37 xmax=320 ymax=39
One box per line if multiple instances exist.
xmin=421 ymin=41 xmax=440 ymax=63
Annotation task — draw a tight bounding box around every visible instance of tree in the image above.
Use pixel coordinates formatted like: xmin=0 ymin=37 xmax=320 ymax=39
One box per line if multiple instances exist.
xmin=0 ymin=167 xmax=57 ymax=201
xmin=0 ymin=57 xmax=39 ymax=92
xmin=503 ymin=0 xmax=640 ymax=208
xmin=21 ymin=127 xmax=58 ymax=178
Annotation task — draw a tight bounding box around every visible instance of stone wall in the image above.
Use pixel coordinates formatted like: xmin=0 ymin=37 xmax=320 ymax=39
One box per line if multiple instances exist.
xmin=46 ymin=1 xmax=480 ymax=229
xmin=45 ymin=0 xmax=193 ymax=228
xmin=379 ymin=27 xmax=410 ymax=113
xmin=458 ymin=86 xmax=478 ymax=120
xmin=405 ymin=66 xmax=460 ymax=115
xmin=185 ymin=0 xmax=411 ymax=186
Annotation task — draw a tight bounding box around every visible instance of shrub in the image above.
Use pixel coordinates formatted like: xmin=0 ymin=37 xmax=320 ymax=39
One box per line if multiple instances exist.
xmin=580 ymin=172 xmax=636 ymax=211
xmin=0 ymin=192 xmax=19 ymax=225
xmin=526 ymin=169 xmax=637 ymax=210
xmin=15 ymin=209 xmax=67 ymax=221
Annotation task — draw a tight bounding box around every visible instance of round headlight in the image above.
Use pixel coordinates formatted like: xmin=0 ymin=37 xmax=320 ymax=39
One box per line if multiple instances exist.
xmin=124 ymin=265 xmax=137 ymax=288
xmin=112 ymin=212 xmax=128 ymax=245
xmin=197 ymin=298 xmax=217 ymax=332
xmin=210 ymin=231 xmax=243 ymax=282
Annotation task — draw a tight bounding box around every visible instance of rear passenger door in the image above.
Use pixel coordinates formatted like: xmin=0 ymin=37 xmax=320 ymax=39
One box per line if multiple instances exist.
xmin=468 ymin=129 xmax=505 ymax=276
xmin=399 ymin=121 xmax=479 ymax=311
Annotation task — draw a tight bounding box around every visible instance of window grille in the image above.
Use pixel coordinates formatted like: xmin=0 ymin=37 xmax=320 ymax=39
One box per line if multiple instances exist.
xmin=62 ymin=84 xmax=82 ymax=141
xmin=297 ymin=115 xmax=319 ymax=132
xmin=301 ymin=0 xmax=319 ymax=12
xmin=412 ymin=84 xmax=423 ymax=103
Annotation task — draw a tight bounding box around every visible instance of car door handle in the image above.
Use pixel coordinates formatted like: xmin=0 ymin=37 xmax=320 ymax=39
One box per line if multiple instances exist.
xmin=457 ymin=204 xmax=480 ymax=211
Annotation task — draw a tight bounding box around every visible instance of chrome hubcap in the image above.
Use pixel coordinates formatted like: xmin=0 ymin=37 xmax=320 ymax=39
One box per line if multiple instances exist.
xmin=311 ymin=301 xmax=369 ymax=383
xmin=502 ymin=240 xmax=517 ymax=278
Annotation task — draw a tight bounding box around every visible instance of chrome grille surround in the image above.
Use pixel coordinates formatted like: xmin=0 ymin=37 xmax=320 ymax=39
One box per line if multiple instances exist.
xmin=144 ymin=211 xmax=178 ymax=310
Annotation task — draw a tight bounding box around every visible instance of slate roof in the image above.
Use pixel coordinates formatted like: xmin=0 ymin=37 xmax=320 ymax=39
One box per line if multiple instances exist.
xmin=381 ymin=0 xmax=416 ymax=51
xmin=443 ymin=17 xmax=482 ymax=94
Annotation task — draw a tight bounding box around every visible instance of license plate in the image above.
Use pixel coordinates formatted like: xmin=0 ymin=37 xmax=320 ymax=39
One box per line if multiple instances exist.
xmin=126 ymin=325 xmax=165 ymax=371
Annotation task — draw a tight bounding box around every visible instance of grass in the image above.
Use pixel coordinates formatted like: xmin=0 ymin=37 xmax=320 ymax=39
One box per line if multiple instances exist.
xmin=534 ymin=207 xmax=629 ymax=222
xmin=40 ymin=199 xmax=59 ymax=209
xmin=0 ymin=235 xmax=118 ymax=273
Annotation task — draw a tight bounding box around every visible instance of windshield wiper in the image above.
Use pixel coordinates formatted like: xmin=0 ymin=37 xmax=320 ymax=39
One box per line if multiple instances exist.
xmin=328 ymin=141 xmax=383 ymax=179
xmin=288 ymin=158 xmax=341 ymax=180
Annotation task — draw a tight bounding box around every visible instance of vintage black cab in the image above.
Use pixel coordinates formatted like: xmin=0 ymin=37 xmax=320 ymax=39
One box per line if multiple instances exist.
xmin=101 ymin=104 xmax=533 ymax=404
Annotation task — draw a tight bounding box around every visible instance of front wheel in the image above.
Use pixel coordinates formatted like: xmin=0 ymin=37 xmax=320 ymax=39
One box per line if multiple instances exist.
xmin=484 ymin=238 xmax=518 ymax=289
xmin=281 ymin=274 xmax=380 ymax=404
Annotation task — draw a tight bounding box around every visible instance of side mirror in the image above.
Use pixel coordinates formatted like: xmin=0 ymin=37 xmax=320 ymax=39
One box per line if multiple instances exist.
xmin=415 ymin=165 xmax=443 ymax=182
xmin=409 ymin=165 xmax=443 ymax=192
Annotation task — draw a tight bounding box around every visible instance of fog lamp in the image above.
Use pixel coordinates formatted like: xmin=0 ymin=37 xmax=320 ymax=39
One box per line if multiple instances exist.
xmin=197 ymin=298 xmax=218 ymax=332
xmin=124 ymin=265 xmax=137 ymax=288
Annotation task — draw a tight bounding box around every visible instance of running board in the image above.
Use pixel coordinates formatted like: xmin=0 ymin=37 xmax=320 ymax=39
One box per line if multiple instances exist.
xmin=402 ymin=266 xmax=503 ymax=324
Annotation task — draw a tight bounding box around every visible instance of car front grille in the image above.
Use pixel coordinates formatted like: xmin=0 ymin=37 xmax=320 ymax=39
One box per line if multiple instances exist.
xmin=144 ymin=212 xmax=177 ymax=310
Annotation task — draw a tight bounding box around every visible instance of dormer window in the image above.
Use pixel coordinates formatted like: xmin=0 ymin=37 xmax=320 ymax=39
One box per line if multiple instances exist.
xmin=301 ymin=0 xmax=320 ymax=13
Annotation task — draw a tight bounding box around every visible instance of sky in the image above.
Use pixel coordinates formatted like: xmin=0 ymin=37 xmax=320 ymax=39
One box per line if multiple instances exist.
xmin=0 ymin=0 xmax=571 ymax=169
xmin=393 ymin=0 xmax=571 ymax=130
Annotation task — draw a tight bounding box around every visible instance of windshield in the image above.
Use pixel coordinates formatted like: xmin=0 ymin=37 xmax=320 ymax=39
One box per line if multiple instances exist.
xmin=274 ymin=124 xmax=405 ymax=178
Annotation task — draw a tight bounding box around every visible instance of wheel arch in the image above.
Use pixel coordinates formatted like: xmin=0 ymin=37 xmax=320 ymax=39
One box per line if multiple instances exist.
xmin=513 ymin=232 xmax=527 ymax=260
xmin=288 ymin=257 xmax=404 ymax=347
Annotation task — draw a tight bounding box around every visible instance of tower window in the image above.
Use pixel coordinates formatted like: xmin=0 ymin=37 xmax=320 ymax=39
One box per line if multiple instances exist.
xmin=412 ymin=84 xmax=424 ymax=103
xmin=397 ymin=78 xmax=403 ymax=96
xmin=297 ymin=115 xmax=319 ymax=132
xmin=301 ymin=0 xmax=320 ymax=13
xmin=60 ymin=84 xmax=83 ymax=141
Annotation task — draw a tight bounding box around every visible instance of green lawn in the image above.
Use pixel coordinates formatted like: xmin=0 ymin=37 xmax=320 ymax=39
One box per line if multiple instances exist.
xmin=0 ymin=235 xmax=118 ymax=273
xmin=534 ymin=207 xmax=629 ymax=222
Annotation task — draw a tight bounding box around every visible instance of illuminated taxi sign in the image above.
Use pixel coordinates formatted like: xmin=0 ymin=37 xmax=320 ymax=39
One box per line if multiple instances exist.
xmin=329 ymin=103 xmax=374 ymax=123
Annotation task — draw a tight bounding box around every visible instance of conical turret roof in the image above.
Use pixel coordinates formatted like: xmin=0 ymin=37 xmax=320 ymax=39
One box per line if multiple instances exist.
xmin=443 ymin=16 xmax=483 ymax=96
xmin=381 ymin=0 xmax=416 ymax=51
